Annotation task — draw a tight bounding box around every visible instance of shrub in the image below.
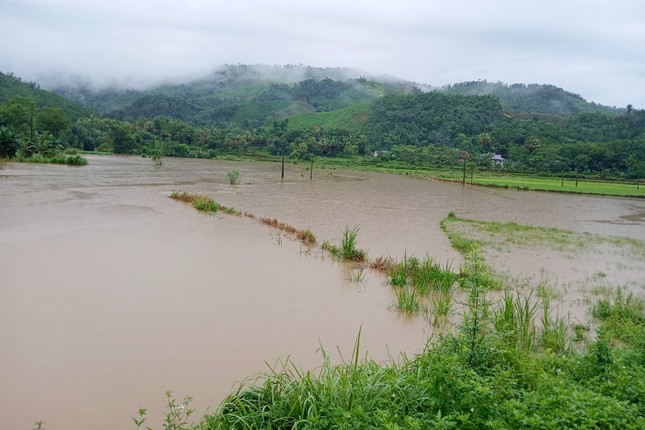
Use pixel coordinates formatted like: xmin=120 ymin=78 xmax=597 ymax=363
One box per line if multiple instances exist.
xmin=227 ymin=169 xmax=240 ymax=185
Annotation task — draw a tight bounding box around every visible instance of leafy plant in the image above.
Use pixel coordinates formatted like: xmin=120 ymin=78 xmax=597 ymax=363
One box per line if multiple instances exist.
xmin=227 ymin=169 xmax=240 ymax=185
xmin=192 ymin=197 xmax=220 ymax=213
xmin=324 ymin=226 xmax=367 ymax=262
xmin=392 ymin=285 xmax=419 ymax=313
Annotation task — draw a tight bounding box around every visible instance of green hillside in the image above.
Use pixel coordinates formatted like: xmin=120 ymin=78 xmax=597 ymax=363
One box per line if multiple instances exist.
xmin=287 ymin=102 xmax=372 ymax=132
xmin=0 ymin=71 xmax=91 ymax=119
xmin=50 ymin=65 xmax=416 ymax=128
xmin=443 ymin=81 xmax=619 ymax=116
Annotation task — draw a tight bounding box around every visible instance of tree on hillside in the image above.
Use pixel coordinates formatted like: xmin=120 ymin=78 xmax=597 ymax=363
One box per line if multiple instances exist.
xmin=35 ymin=107 xmax=71 ymax=140
xmin=0 ymin=97 xmax=35 ymax=138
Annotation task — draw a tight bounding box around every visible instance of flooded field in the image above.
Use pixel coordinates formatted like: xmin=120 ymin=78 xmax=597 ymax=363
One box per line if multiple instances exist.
xmin=1 ymin=155 xmax=644 ymax=429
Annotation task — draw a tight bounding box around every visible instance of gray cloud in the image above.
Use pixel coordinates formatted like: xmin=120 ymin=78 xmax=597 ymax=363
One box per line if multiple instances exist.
xmin=1 ymin=0 xmax=644 ymax=107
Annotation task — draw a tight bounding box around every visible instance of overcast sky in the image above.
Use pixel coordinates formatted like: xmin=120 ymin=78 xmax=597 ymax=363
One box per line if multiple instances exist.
xmin=1 ymin=0 xmax=644 ymax=108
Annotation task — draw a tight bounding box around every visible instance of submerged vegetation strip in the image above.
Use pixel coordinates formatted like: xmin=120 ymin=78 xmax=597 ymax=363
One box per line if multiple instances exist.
xmin=169 ymin=191 xmax=359 ymax=253
xmin=170 ymin=191 xmax=241 ymax=216
xmin=440 ymin=211 xmax=645 ymax=259
xmin=159 ymin=195 xmax=645 ymax=428
xmin=134 ymin=288 xmax=645 ymax=429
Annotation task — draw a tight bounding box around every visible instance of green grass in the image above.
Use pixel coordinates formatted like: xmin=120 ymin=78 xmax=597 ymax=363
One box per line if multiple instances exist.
xmin=385 ymin=254 xmax=460 ymax=316
xmin=146 ymin=199 xmax=645 ymax=429
xmin=199 ymin=288 xmax=645 ymax=429
xmin=441 ymin=212 xmax=645 ymax=260
xmin=227 ymin=169 xmax=240 ymax=185
xmin=436 ymin=171 xmax=644 ymax=198
xmin=324 ymin=226 xmax=367 ymax=262
xmin=393 ymin=286 xmax=420 ymax=313
xmin=301 ymin=156 xmax=645 ymax=199
xmin=287 ymin=103 xmax=371 ymax=132
xmin=169 ymin=191 xmax=241 ymax=216
xmin=192 ymin=197 xmax=220 ymax=213
xmin=14 ymin=154 xmax=88 ymax=165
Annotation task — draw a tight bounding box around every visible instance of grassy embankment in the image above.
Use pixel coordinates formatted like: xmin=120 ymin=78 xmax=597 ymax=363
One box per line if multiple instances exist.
xmin=156 ymin=193 xmax=645 ymax=429
xmin=13 ymin=153 xmax=88 ymax=165
xmin=307 ymin=157 xmax=644 ymax=198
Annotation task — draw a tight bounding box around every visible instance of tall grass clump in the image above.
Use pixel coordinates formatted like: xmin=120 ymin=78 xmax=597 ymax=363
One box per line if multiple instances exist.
xmin=394 ymin=286 xmax=420 ymax=313
xmin=493 ymin=290 xmax=539 ymax=352
xmin=325 ymin=225 xmax=367 ymax=262
xmin=169 ymin=191 xmax=242 ymax=216
xmin=540 ymin=295 xmax=570 ymax=354
xmin=192 ymin=197 xmax=220 ymax=213
xmin=388 ymin=255 xmax=458 ymax=293
xmin=340 ymin=225 xmax=367 ymax=262
xmin=227 ymin=169 xmax=240 ymax=185
xmin=385 ymin=254 xmax=458 ymax=315
xmin=592 ymin=287 xmax=645 ymax=340
xmin=458 ymin=245 xmax=502 ymax=291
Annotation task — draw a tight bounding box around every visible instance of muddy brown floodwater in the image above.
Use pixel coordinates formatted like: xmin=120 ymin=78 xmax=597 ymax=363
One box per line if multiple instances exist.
xmin=1 ymin=156 xmax=644 ymax=430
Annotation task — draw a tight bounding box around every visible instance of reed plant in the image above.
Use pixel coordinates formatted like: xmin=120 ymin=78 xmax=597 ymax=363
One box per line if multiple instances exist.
xmin=227 ymin=169 xmax=240 ymax=185
xmin=325 ymin=226 xmax=367 ymax=262
xmin=388 ymin=257 xmax=409 ymax=287
xmin=540 ymin=295 xmax=570 ymax=354
xmin=339 ymin=225 xmax=367 ymax=262
xmin=429 ymin=292 xmax=453 ymax=327
xmin=493 ymin=290 xmax=538 ymax=351
xmin=349 ymin=267 xmax=366 ymax=283
xmin=391 ymin=284 xmax=420 ymax=313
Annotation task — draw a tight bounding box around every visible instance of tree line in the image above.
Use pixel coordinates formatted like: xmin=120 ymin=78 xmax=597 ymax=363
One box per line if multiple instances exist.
xmin=1 ymin=86 xmax=644 ymax=180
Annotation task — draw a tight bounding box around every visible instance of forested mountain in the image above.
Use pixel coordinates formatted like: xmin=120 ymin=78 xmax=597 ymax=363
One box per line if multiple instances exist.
xmin=442 ymin=81 xmax=619 ymax=117
xmin=366 ymin=92 xmax=504 ymax=148
xmin=2 ymin=65 xmax=643 ymax=180
xmin=50 ymin=65 xmax=421 ymax=129
xmin=0 ymin=72 xmax=90 ymax=120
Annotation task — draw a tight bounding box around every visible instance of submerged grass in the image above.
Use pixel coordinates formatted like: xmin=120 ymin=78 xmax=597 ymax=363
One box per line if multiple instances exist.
xmin=324 ymin=225 xmax=367 ymax=262
xmin=15 ymin=154 xmax=88 ymax=165
xmin=441 ymin=211 xmax=645 ymax=260
xmin=260 ymin=217 xmax=317 ymax=247
xmin=149 ymin=199 xmax=645 ymax=429
xmin=199 ymin=287 xmax=645 ymax=429
xmin=169 ymin=191 xmax=240 ymax=216
xmin=384 ymin=253 xmax=460 ymax=316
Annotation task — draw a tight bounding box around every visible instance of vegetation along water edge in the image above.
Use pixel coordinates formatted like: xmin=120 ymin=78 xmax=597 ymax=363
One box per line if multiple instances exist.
xmin=127 ymin=192 xmax=645 ymax=429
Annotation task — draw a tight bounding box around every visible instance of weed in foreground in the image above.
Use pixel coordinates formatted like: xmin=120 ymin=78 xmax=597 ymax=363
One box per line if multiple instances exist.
xmin=133 ymin=391 xmax=197 ymax=430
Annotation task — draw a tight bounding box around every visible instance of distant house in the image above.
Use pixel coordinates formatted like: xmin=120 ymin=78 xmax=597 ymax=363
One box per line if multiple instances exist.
xmin=492 ymin=154 xmax=505 ymax=167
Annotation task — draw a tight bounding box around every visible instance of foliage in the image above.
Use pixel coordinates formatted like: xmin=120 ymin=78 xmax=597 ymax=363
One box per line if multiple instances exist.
xmin=203 ymin=288 xmax=645 ymax=429
xmin=443 ymin=80 xmax=617 ymax=116
xmin=3 ymin=67 xmax=645 ymax=180
xmin=0 ymin=71 xmax=90 ymax=119
xmin=324 ymin=225 xmax=367 ymax=262
xmin=227 ymin=169 xmax=240 ymax=185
